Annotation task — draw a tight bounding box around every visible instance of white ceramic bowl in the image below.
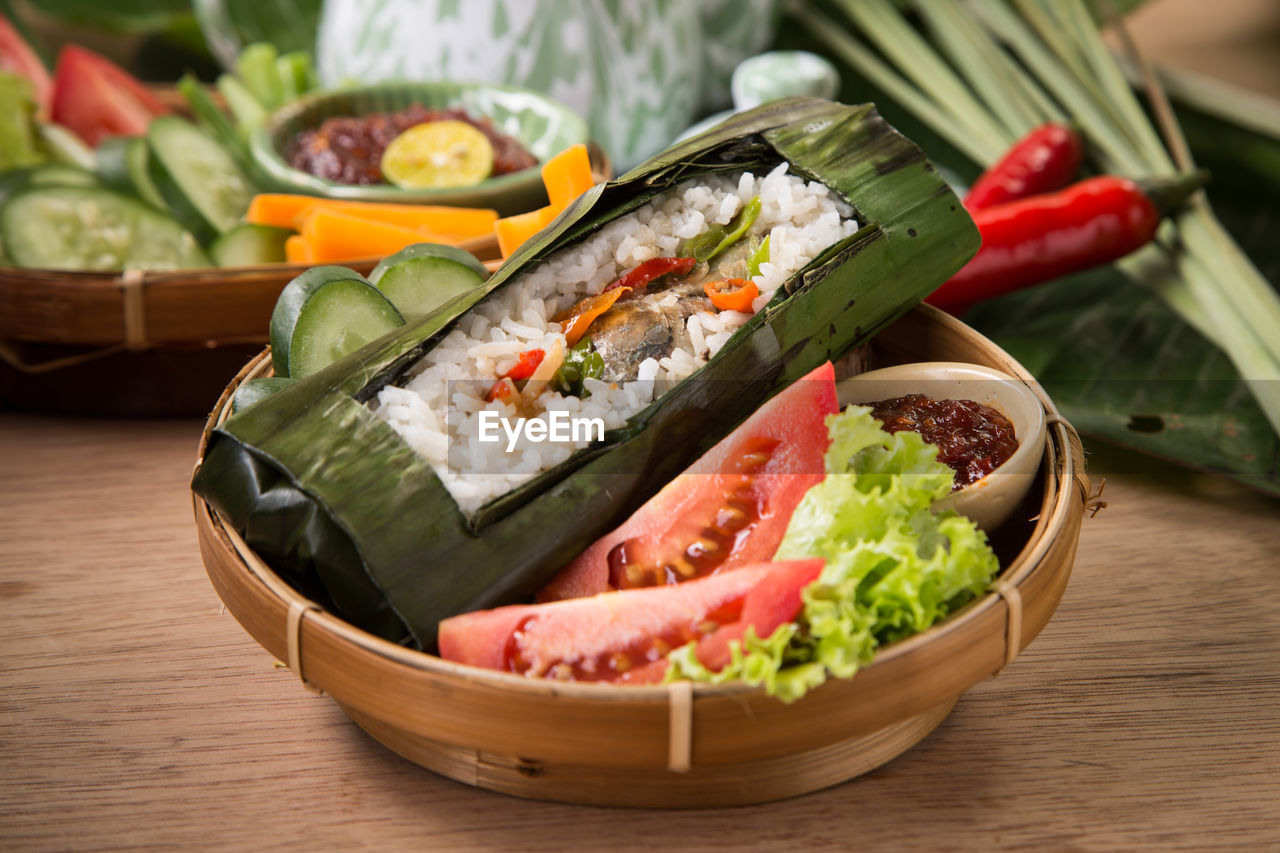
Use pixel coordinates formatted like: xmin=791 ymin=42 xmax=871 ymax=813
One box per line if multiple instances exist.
xmin=836 ymin=362 xmax=1048 ymax=532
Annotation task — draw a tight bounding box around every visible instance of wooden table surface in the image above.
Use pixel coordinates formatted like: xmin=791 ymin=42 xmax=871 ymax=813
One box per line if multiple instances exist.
xmin=4 ymin=1 xmax=1280 ymax=849
xmin=2 ymin=412 xmax=1278 ymax=851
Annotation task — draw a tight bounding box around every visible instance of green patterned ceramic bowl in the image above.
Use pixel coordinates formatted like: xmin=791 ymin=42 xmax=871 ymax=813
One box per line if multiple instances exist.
xmin=249 ymin=81 xmax=589 ymax=215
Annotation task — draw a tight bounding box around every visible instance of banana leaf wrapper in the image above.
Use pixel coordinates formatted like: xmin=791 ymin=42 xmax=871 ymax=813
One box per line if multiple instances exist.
xmin=192 ymin=97 xmax=980 ymax=650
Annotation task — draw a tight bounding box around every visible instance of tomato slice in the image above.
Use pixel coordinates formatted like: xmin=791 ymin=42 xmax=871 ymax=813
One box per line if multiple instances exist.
xmin=50 ymin=45 xmax=171 ymax=146
xmin=438 ymin=559 xmax=823 ymax=683
xmin=538 ymin=361 xmax=837 ymax=601
xmin=0 ymin=14 xmax=52 ymax=114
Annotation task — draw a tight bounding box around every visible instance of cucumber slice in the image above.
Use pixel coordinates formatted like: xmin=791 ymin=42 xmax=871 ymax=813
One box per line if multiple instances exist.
xmin=288 ymin=281 xmax=405 ymax=379
xmin=0 ymin=185 xmax=209 ymax=271
xmin=0 ymin=164 xmax=98 ymax=207
xmin=230 ymin=376 xmax=295 ymax=414
xmin=270 ymin=265 xmax=404 ymax=377
xmin=369 ymin=243 xmax=489 ymax=320
xmin=146 ymin=116 xmax=254 ymax=244
xmin=36 ymin=122 xmax=96 ymax=170
xmin=96 ymin=136 xmax=166 ymax=210
xmin=210 ymin=222 xmax=292 ymax=267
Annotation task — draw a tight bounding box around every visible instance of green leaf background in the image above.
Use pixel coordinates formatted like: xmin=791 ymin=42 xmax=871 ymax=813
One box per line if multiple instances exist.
xmin=775 ymin=11 xmax=1280 ymax=497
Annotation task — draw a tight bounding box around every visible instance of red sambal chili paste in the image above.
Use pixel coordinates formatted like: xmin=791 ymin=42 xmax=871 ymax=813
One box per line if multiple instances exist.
xmin=869 ymin=394 xmax=1019 ymax=489
xmin=286 ymin=104 xmax=538 ymax=186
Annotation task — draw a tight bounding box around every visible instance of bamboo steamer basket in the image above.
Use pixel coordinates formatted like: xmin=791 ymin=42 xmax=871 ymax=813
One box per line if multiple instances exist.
xmin=193 ymin=303 xmax=1091 ymax=808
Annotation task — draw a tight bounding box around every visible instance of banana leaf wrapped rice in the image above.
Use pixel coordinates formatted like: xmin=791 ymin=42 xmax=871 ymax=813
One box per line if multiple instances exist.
xmin=192 ymin=98 xmax=980 ymax=651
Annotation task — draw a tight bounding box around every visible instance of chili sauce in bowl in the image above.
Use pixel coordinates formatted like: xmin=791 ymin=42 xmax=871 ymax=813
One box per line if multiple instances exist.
xmin=836 ymin=362 xmax=1048 ymax=532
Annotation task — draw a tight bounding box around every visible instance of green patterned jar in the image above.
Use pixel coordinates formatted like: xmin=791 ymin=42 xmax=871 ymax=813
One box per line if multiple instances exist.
xmin=316 ymin=0 xmax=705 ymax=170
xmin=697 ymin=0 xmax=783 ymax=111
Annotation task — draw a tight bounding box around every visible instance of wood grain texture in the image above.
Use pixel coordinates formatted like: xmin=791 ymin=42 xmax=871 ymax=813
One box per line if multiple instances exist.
xmin=2 ymin=399 xmax=1279 ymax=850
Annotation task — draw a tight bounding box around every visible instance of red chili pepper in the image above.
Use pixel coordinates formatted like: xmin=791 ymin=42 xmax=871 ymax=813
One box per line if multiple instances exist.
xmin=964 ymin=123 xmax=1084 ymax=210
xmin=486 ymin=377 xmax=517 ymax=403
xmin=603 ymin=256 xmax=697 ymax=293
xmin=504 ymin=348 xmax=545 ymax=381
xmin=485 ymin=348 xmax=546 ymax=401
xmin=703 ymin=278 xmax=759 ymax=313
xmin=928 ymin=171 xmax=1206 ymax=316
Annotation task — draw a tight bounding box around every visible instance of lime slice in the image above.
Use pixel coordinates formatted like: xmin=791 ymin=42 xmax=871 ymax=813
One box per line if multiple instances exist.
xmin=380 ymin=120 xmax=496 ymax=189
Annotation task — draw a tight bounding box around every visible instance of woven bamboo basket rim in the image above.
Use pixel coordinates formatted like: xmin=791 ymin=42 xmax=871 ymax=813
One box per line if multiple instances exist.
xmin=192 ymin=303 xmax=1088 ymax=795
xmin=0 ymin=234 xmax=500 ymax=360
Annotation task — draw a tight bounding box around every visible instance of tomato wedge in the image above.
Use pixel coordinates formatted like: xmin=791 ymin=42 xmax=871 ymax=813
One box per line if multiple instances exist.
xmin=0 ymin=14 xmax=52 ymax=114
xmin=50 ymin=45 xmax=171 ymax=146
xmin=538 ymin=361 xmax=837 ymax=601
xmin=438 ymin=559 xmax=823 ymax=683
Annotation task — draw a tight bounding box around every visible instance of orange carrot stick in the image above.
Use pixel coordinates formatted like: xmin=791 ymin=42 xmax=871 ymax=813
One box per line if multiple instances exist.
xmin=541 ymin=144 xmax=593 ymax=210
xmin=495 ymin=205 xmax=557 ymax=258
xmin=299 ymin=209 xmax=452 ymax=263
xmin=248 ymin=194 xmax=499 ymax=239
xmin=284 ymin=234 xmax=313 ymax=264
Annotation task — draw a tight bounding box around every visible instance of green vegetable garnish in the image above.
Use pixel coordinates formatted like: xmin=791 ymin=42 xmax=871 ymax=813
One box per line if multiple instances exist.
xmin=682 ymin=195 xmax=762 ymax=263
xmin=0 ymin=73 xmax=45 ymax=171
xmin=551 ymin=337 xmax=605 ymax=397
xmin=666 ymin=404 xmax=1000 ymax=702
xmin=746 ymin=234 xmax=770 ymax=278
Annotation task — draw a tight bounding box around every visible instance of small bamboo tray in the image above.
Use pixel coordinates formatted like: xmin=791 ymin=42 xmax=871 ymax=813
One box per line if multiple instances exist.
xmin=192 ymin=303 xmax=1090 ymax=808
xmin=0 ymin=131 xmax=609 ymax=415
xmin=0 ymin=239 xmax=501 ymax=415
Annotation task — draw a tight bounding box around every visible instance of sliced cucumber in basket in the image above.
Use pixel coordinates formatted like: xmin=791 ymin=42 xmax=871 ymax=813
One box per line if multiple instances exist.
xmin=35 ymin=122 xmax=96 ymax=171
xmin=230 ymin=376 xmax=295 ymax=414
xmin=369 ymin=242 xmax=490 ymax=320
xmin=210 ymin=222 xmax=292 ymax=267
xmin=0 ymin=164 xmax=98 ymax=208
xmin=0 ymin=185 xmax=209 ymax=271
xmin=96 ymin=136 xmax=167 ymax=210
xmin=146 ymin=116 xmax=254 ymax=244
xmin=270 ymin=265 xmax=405 ymax=378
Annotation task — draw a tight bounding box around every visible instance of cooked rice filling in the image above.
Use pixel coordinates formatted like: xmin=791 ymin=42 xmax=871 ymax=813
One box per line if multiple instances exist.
xmin=375 ymin=164 xmax=858 ymax=514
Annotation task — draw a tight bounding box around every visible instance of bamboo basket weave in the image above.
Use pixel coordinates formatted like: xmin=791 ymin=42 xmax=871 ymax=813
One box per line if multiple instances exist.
xmin=0 ymin=247 xmax=489 ymax=415
xmin=192 ymin=303 xmax=1090 ymax=808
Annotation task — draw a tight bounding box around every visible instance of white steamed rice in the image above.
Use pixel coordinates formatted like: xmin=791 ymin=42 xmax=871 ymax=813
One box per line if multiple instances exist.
xmin=374 ymin=163 xmax=858 ymax=514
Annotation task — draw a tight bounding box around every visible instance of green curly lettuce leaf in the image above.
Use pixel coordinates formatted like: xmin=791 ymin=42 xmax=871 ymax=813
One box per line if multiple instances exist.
xmin=665 ymin=405 xmax=1001 ymax=703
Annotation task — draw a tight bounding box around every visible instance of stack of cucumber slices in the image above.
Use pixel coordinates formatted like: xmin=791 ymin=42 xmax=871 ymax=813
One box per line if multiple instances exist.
xmin=232 ymin=243 xmax=490 ymax=412
xmin=0 ymin=116 xmax=281 ymax=271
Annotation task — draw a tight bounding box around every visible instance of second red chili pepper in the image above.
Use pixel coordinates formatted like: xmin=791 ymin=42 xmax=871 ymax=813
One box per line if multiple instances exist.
xmin=928 ymin=171 xmax=1206 ymax=316
xmin=964 ymin=122 xmax=1084 ymax=210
